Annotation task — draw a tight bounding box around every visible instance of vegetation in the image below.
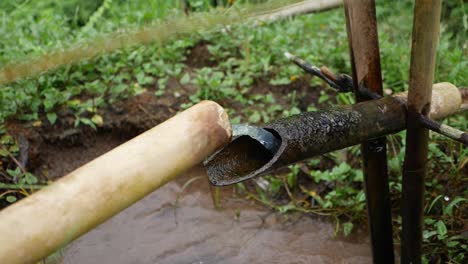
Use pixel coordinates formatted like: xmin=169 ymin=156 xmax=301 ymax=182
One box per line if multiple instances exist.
xmin=0 ymin=0 xmax=466 ymax=262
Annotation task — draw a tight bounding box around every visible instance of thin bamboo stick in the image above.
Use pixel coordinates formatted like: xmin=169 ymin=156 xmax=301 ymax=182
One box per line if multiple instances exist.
xmin=419 ymin=115 xmax=468 ymax=145
xmin=401 ymin=1 xmax=442 ymax=263
xmin=0 ymin=101 xmax=231 ymax=264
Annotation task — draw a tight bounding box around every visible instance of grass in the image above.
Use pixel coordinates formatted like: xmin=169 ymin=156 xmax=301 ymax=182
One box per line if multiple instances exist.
xmin=0 ymin=0 xmax=466 ymax=262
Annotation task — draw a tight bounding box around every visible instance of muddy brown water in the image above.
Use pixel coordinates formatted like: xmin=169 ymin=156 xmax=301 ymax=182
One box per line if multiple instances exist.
xmin=33 ymin=132 xmax=373 ymax=264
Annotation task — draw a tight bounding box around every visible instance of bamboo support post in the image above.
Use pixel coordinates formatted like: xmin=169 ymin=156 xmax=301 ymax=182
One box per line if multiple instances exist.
xmin=0 ymin=101 xmax=232 ymax=264
xmin=401 ymin=1 xmax=442 ymax=263
xmin=343 ymin=0 xmax=394 ymax=262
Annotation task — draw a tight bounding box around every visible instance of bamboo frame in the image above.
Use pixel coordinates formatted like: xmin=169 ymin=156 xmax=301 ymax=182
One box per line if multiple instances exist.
xmin=0 ymin=101 xmax=231 ymax=264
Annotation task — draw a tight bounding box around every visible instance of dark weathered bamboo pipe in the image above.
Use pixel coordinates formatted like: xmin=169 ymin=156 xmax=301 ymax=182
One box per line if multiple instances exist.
xmin=343 ymin=0 xmax=394 ymax=262
xmin=206 ymin=84 xmax=463 ymax=186
xmin=401 ymin=1 xmax=442 ymax=263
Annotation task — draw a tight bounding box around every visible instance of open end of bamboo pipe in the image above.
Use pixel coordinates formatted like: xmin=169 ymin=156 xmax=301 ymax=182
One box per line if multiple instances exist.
xmin=206 ymin=83 xmax=464 ymax=186
xmin=205 ymin=130 xmax=284 ymax=186
xmin=0 ymin=101 xmax=231 ymax=264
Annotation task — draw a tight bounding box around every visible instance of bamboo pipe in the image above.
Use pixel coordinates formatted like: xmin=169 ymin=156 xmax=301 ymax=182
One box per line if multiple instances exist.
xmin=0 ymin=101 xmax=231 ymax=264
xmin=206 ymin=83 xmax=463 ymax=186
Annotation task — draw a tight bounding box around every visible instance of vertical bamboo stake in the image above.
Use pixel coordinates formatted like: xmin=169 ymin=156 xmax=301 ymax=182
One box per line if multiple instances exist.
xmin=402 ymin=1 xmax=442 ymax=263
xmin=343 ymin=1 xmax=394 ymax=263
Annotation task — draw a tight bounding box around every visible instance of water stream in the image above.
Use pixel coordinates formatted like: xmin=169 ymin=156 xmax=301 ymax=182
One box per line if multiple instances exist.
xmin=62 ymin=166 xmax=372 ymax=264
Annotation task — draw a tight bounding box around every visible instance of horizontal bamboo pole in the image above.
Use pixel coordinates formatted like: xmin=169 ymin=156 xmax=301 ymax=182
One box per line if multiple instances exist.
xmin=0 ymin=101 xmax=231 ymax=264
xmin=254 ymin=0 xmax=342 ymax=21
xmin=206 ymin=83 xmax=463 ymax=185
xmin=0 ymin=0 xmax=340 ymax=86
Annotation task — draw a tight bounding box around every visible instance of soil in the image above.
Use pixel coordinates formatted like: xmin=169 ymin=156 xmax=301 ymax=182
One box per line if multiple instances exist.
xmin=185 ymin=41 xmax=219 ymax=69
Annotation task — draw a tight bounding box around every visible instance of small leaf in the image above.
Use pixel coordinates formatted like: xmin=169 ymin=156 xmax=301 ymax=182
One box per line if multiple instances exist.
xmin=25 ymin=172 xmax=38 ymax=184
xmin=6 ymin=195 xmax=17 ymax=203
xmin=67 ymin=99 xmax=82 ymax=108
xmin=7 ymin=167 xmax=21 ymax=178
xmin=0 ymin=135 xmax=13 ymax=144
xmin=436 ymin=220 xmax=447 ymax=239
xmin=0 ymin=149 xmax=9 ymax=157
xmin=47 ymin=112 xmax=57 ymax=125
xmin=91 ymin=114 xmax=104 ymax=126
xmin=157 ymin=77 xmax=169 ymax=90
xmin=447 ymin=241 xmax=459 ymax=248
xmin=236 ymin=182 xmax=247 ymax=193
xmin=8 ymin=144 xmax=19 ymax=153
xmin=155 ymin=90 xmax=164 ymax=96
xmin=289 ymin=106 xmax=301 ymax=115
xmin=79 ymin=118 xmax=97 ymax=130
xmin=287 ymin=171 xmax=296 ymax=188
xmin=427 ymin=195 xmax=443 ymax=214
xmin=343 ymin=222 xmax=354 ymax=236
xmin=248 ymin=111 xmax=261 ymax=123
xmin=32 ymin=120 xmax=42 ymax=127
xmin=180 ymin=73 xmax=191 ymax=84
xmin=423 ymin=230 xmax=437 ymax=240
xmin=445 ymin=197 xmax=467 ymax=215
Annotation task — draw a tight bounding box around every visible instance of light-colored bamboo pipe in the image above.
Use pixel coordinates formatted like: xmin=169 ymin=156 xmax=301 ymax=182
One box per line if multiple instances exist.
xmin=0 ymin=101 xmax=231 ymax=264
